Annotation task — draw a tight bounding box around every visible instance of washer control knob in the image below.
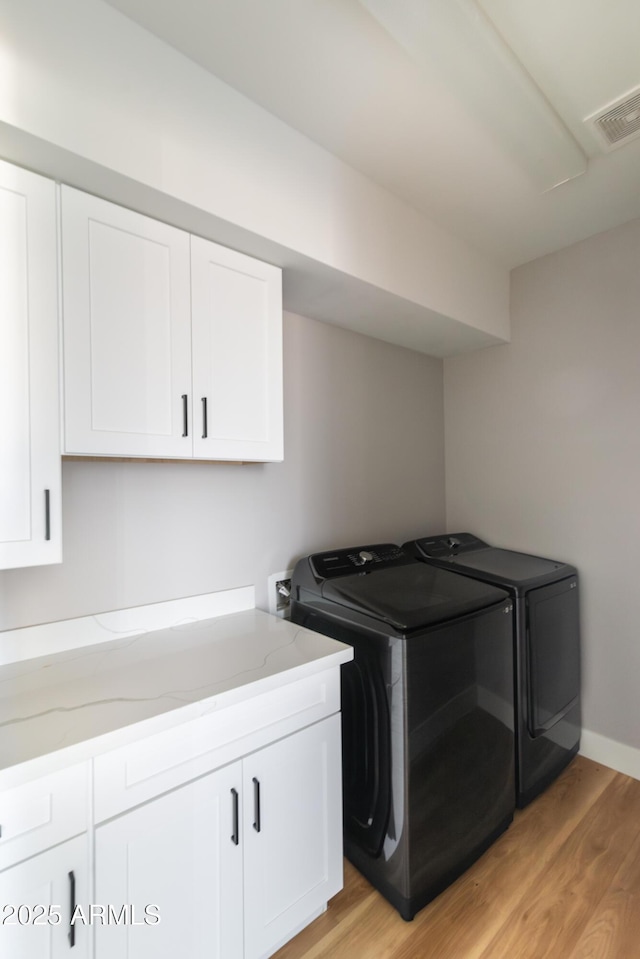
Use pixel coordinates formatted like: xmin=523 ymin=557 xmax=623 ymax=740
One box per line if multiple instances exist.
xmin=359 ymin=550 xmax=374 ymax=563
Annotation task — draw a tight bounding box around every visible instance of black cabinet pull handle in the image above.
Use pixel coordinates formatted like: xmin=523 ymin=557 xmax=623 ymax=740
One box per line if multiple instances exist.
xmin=231 ymin=787 xmax=239 ymax=845
xmin=68 ymin=871 xmax=76 ymax=947
xmin=181 ymin=395 xmax=189 ymax=437
xmin=44 ymin=490 xmax=51 ymax=541
xmin=201 ymin=397 xmax=208 ymax=439
xmin=252 ymin=777 xmax=261 ymax=833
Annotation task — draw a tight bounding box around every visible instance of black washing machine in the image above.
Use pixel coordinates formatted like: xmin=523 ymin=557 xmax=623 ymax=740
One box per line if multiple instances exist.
xmin=291 ymin=543 xmax=515 ymax=920
xmin=404 ymin=533 xmax=581 ymax=808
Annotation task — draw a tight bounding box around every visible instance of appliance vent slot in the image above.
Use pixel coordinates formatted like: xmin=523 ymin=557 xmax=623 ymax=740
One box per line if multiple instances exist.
xmin=587 ymin=88 xmax=640 ymax=151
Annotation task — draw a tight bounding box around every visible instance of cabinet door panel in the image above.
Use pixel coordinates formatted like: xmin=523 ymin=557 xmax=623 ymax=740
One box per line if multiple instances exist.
xmin=243 ymin=714 xmax=343 ymax=959
xmin=0 ymin=835 xmax=88 ymax=958
xmin=0 ymin=186 xmax=30 ymax=542
xmin=0 ymin=160 xmax=61 ymax=568
xmin=85 ymin=220 xmax=174 ymax=435
xmin=95 ymin=762 xmax=243 ymax=959
xmin=191 ymin=236 xmax=283 ymax=462
xmin=61 ymin=187 xmax=192 ymax=457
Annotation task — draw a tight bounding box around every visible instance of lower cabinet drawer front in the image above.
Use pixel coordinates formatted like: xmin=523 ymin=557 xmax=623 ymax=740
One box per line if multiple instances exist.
xmin=0 ymin=763 xmax=89 ymax=871
xmin=94 ymin=667 xmax=340 ymax=822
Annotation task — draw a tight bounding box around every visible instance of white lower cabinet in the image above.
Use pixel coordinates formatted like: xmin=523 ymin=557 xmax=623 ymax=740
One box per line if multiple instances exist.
xmin=94 ymin=714 xmax=343 ymax=959
xmin=243 ymin=715 xmax=343 ymax=959
xmin=0 ymin=669 xmax=345 ymax=959
xmin=0 ymin=835 xmax=89 ymax=958
xmin=95 ymin=761 xmax=243 ymax=959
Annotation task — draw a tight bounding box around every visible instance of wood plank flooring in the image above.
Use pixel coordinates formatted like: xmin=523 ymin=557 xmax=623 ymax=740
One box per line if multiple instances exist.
xmin=274 ymin=757 xmax=640 ymax=959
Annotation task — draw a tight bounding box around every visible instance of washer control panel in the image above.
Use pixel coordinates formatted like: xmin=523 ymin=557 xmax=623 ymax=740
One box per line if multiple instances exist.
xmin=310 ymin=544 xmax=409 ymax=579
xmin=414 ymin=532 xmax=488 ymax=558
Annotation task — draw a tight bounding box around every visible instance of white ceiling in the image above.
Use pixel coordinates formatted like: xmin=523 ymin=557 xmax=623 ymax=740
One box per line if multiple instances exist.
xmin=104 ymin=0 xmax=640 ymax=268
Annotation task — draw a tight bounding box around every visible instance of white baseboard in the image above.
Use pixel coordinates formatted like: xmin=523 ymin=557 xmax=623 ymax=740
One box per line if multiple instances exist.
xmin=580 ymin=728 xmax=640 ymax=782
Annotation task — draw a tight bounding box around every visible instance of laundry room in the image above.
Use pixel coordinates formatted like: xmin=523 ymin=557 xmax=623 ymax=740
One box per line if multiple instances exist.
xmin=2 ymin=1 xmax=640 ymax=957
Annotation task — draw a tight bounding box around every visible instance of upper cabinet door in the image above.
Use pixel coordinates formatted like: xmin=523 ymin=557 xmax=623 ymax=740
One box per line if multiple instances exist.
xmin=191 ymin=236 xmax=283 ymax=462
xmin=61 ymin=187 xmax=192 ymax=458
xmin=0 ymin=161 xmax=61 ymax=569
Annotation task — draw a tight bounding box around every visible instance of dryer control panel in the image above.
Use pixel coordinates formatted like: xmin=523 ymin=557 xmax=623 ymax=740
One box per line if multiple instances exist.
xmin=414 ymin=532 xmax=488 ymax=558
xmin=309 ymin=544 xmax=410 ymax=580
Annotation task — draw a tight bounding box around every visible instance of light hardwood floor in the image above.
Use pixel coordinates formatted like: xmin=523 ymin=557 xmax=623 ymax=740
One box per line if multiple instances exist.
xmin=274 ymin=757 xmax=640 ymax=959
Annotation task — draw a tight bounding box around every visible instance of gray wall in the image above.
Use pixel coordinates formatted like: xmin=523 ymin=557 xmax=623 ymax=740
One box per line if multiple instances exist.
xmin=0 ymin=310 xmax=445 ymax=631
xmin=444 ymin=216 xmax=640 ymax=750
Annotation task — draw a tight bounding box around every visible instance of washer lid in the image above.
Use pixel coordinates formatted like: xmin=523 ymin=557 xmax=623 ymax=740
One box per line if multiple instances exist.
xmin=442 ymin=548 xmax=572 ymax=585
xmin=321 ymin=562 xmax=509 ymax=631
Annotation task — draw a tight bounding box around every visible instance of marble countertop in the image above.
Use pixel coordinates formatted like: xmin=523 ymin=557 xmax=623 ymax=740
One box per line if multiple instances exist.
xmin=0 ymin=608 xmax=352 ymax=786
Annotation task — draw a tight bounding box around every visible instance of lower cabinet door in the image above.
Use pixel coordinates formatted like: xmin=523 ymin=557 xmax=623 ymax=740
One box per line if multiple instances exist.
xmin=242 ymin=714 xmax=343 ymax=959
xmin=94 ymin=761 xmax=243 ymax=959
xmin=0 ymin=835 xmax=88 ymax=958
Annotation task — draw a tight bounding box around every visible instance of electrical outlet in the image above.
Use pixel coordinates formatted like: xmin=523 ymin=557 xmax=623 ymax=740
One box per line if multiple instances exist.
xmin=267 ymin=569 xmax=294 ymax=618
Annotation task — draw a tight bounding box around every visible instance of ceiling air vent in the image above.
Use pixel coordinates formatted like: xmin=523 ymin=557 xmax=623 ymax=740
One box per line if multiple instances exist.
xmin=587 ymin=87 xmax=640 ymax=151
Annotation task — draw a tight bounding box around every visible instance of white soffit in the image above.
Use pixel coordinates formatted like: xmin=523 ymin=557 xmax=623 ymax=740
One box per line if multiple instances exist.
xmin=358 ymin=0 xmax=587 ymax=192
xmin=97 ymin=0 xmax=640 ymax=267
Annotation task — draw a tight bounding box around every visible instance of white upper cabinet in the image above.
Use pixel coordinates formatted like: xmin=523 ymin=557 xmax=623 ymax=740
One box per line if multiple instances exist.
xmin=0 ymin=160 xmax=61 ymax=570
xmin=61 ymin=187 xmax=193 ymax=458
xmin=61 ymin=188 xmax=283 ymax=462
xmin=191 ymin=237 xmax=283 ymax=462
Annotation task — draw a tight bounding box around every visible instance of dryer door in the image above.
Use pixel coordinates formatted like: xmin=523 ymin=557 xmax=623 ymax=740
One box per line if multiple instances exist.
xmin=526 ymin=577 xmax=580 ymax=737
